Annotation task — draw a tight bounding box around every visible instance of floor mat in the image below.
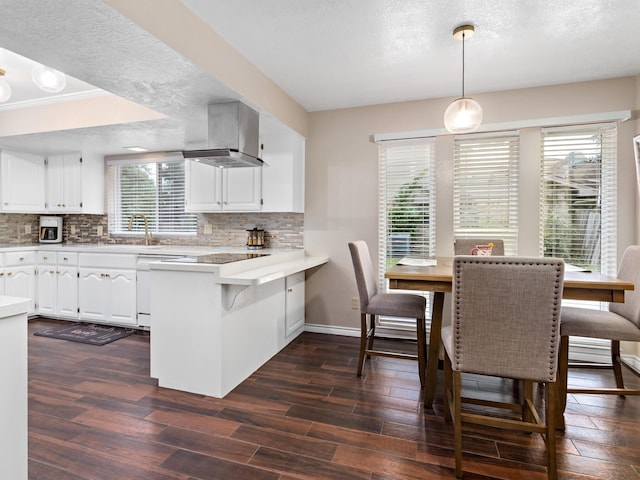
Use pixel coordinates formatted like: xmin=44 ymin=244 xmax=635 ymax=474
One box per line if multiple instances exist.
xmin=34 ymin=322 xmax=135 ymax=345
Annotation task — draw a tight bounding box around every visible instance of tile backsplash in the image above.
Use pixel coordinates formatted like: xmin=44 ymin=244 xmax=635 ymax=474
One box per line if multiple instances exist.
xmin=0 ymin=213 xmax=304 ymax=249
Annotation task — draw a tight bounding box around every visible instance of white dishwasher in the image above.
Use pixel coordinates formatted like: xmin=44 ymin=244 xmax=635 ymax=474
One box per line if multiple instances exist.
xmin=136 ymin=255 xmax=181 ymax=329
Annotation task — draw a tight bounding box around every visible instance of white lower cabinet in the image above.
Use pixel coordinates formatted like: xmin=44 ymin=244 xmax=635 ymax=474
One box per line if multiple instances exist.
xmin=79 ymin=268 xmax=137 ymax=326
xmin=37 ymin=251 xmax=78 ymax=319
xmin=78 ymin=253 xmax=137 ymax=326
xmin=3 ymin=251 xmax=37 ymax=314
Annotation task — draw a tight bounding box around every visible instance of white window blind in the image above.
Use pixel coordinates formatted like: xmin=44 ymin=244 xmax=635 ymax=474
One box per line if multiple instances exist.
xmin=107 ymin=155 xmax=197 ymax=236
xmin=378 ymin=138 xmax=436 ymax=330
xmin=540 ymin=124 xmax=617 ymax=276
xmin=453 ymin=132 xmax=519 ymax=253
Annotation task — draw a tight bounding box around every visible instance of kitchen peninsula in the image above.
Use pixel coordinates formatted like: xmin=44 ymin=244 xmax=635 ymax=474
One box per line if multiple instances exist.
xmin=149 ymin=249 xmax=327 ymax=398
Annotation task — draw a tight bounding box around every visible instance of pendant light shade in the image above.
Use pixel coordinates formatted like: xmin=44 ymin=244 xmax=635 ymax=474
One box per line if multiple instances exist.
xmin=0 ymin=68 xmax=11 ymax=102
xmin=444 ymin=97 xmax=483 ymax=134
xmin=444 ymin=25 xmax=482 ymax=133
xmin=32 ymin=64 xmax=67 ymax=93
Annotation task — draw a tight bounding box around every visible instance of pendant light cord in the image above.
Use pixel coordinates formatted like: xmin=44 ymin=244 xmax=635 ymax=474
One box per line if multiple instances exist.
xmin=461 ymin=31 xmax=466 ymax=98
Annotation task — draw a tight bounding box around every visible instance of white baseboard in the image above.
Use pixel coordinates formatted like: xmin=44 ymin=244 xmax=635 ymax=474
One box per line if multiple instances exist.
xmin=304 ymin=323 xmax=360 ymax=337
xmin=622 ymin=354 xmax=640 ymax=374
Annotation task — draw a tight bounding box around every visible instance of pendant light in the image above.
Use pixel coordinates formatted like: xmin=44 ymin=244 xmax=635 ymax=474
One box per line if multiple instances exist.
xmin=31 ymin=64 xmax=67 ymax=93
xmin=443 ymin=25 xmax=483 ymax=134
xmin=0 ymin=68 xmax=11 ymax=103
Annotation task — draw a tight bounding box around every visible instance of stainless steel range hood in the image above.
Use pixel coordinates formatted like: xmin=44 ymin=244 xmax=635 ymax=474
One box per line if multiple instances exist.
xmin=182 ymin=101 xmax=264 ymax=168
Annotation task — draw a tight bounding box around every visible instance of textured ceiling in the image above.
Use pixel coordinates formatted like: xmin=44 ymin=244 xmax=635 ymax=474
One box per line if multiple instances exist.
xmin=0 ymin=0 xmax=639 ymax=156
xmin=181 ymin=0 xmax=640 ymax=111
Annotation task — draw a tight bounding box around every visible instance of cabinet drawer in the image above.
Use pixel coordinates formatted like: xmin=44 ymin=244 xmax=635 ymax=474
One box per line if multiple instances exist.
xmin=37 ymin=251 xmax=57 ymax=265
xmin=57 ymin=252 xmax=78 ymax=265
xmin=5 ymin=251 xmax=36 ymax=266
xmin=79 ymin=253 xmax=137 ymax=269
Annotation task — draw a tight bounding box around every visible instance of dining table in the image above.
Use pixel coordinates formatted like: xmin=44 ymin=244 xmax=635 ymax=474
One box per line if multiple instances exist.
xmin=385 ymin=257 xmax=635 ymax=407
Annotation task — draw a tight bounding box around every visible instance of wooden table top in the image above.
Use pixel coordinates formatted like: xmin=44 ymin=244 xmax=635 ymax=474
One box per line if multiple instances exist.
xmin=385 ymin=257 xmax=635 ymax=302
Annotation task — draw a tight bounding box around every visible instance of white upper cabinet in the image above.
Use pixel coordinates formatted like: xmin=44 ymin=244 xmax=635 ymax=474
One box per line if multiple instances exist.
xmin=223 ymin=166 xmax=262 ymax=211
xmin=46 ymin=152 xmax=104 ymax=214
xmin=0 ymin=149 xmax=104 ymax=214
xmin=185 ymin=160 xmax=262 ymax=212
xmin=260 ymin=126 xmax=305 ymax=213
xmin=0 ymin=150 xmax=46 ymax=213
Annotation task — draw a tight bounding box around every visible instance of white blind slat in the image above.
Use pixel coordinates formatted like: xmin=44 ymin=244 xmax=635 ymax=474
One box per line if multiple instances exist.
xmin=107 ymin=158 xmax=197 ymax=235
xmin=378 ymin=139 xmax=436 ymax=329
xmin=453 ymin=133 xmax=519 ymax=253
xmin=540 ymin=124 xmax=617 ymax=311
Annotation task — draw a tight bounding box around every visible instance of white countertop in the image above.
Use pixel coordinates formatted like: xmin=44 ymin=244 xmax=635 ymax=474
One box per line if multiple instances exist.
xmin=149 ymin=249 xmax=328 ymax=285
xmin=0 ymin=244 xmax=329 ymax=286
xmin=0 ymin=296 xmax=31 ymax=319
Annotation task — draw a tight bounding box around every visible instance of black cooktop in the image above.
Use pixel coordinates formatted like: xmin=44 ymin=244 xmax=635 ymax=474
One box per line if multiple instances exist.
xmin=163 ymin=253 xmax=270 ymax=265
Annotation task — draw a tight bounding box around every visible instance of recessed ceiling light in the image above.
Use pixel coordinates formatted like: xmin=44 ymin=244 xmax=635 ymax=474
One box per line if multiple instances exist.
xmin=124 ymin=146 xmax=148 ymax=152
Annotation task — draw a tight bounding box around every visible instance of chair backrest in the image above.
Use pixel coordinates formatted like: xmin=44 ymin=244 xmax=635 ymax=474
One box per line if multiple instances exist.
xmin=609 ymin=246 xmax=640 ymax=328
xmin=454 ymin=238 xmax=505 ymax=256
xmin=451 ymin=256 xmax=564 ymax=382
xmin=348 ymin=241 xmax=378 ymax=313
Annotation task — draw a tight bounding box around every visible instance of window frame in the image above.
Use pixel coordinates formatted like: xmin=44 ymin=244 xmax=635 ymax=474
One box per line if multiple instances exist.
xmin=106 ymin=153 xmax=197 ymax=237
xmin=377 ymin=138 xmax=436 ymax=331
xmin=453 ymin=131 xmax=520 ymax=254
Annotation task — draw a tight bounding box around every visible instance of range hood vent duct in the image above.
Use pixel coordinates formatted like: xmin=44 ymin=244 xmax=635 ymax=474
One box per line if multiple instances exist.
xmin=182 ymin=101 xmax=264 ymax=168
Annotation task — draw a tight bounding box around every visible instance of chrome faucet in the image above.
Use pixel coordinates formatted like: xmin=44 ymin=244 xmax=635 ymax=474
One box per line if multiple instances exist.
xmin=127 ymin=213 xmax=152 ymax=246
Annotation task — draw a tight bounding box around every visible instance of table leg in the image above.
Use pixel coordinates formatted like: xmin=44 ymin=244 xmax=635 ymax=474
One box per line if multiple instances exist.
xmin=424 ymin=291 xmax=444 ymax=407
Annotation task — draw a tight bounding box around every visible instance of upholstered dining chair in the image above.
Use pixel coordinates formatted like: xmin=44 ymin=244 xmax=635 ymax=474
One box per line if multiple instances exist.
xmin=348 ymin=241 xmax=427 ymax=385
xmin=442 ymin=256 xmax=564 ymax=480
xmin=454 ymin=238 xmax=505 ymax=256
xmin=557 ymin=246 xmax=640 ymax=425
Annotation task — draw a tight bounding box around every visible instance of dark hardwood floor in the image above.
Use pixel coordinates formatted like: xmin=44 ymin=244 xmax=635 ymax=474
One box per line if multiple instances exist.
xmin=28 ymin=318 xmax=640 ymax=479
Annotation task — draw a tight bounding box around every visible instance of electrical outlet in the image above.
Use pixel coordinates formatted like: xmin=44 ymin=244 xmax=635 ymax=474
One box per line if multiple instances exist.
xmin=70 ymin=225 xmax=76 ymax=235
xmin=351 ymin=297 xmax=359 ymax=310
xmin=96 ymin=225 xmax=103 ymax=236
xmin=204 ymin=223 xmax=213 ymax=234
xmin=24 ymin=224 xmax=31 ymax=234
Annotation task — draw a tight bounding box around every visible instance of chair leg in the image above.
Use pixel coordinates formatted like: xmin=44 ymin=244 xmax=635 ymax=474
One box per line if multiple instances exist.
xmin=555 ymin=336 xmax=569 ymax=430
xmin=416 ymin=317 xmax=426 ymax=387
xmin=522 ymin=380 xmax=534 ymax=423
xmin=367 ymin=313 xmax=376 ymax=354
xmin=546 ymin=380 xmax=558 ymax=480
xmin=357 ymin=313 xmax=368 ymax=377
xmin=611 ymin=340 xmax=625 ymax=390
xmin=443 ymin=353 xmax=452 ymax=422
xmin=453 ymin=370 xmax=463 ymax=478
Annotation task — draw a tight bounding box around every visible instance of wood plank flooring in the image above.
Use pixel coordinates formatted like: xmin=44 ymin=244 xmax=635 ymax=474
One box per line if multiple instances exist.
xmin=28 ymin=318 xmax=640 ymax=479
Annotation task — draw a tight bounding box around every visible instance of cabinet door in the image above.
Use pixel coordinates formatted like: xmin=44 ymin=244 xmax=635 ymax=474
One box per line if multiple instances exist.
xmin=5 ymin=265 xmax=36 ymax=313
xmin=285 ymin=272 xmax=305 ymax=338
xmin=108 ymin=269 xmax=137 ymax=325
xmin=47 ymin=154 xmax=82 ymax=213
xmin=57 ymin=266 xmax=78 ymax=318
xmin=185 ymin=160 xmax=223 ymax=212
xmin=260 ymin=131 xmax=305 ymax=212
xmin=46 ymin=154 xmax=65 ymax=212
xmin=37 ymin=266 xmax=57 ymax=316
xmin=78 ymin=268 xmax=108 ymax=322
xmin=223 ymin=167 xmax=262 ymax=211
xmin=0 ymin=150 xmax=46 ymax=212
